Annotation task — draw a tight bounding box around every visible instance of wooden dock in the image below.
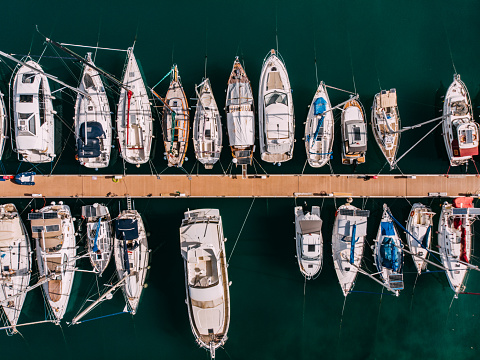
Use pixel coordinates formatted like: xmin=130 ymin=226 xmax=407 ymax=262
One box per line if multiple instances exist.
xmin=1 ymin=174 xmax=479 ymax=198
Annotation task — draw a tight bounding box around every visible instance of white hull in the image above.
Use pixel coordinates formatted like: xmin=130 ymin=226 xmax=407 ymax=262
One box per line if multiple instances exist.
xmin=30 ymin=203 xmax=76 ymax=322
xmin=82 ymin=204 xmax=113 ymax=276
xmin=0 ymin=93 xmax=6 ymax=160
xmin=13 ymin=60 xmax=55 ymax=163
xmin=373 ymin=205 xmax=404 ymax=295
xmin=226 ymin=58 xmax=255 ymax=165
xmin=117 ymin=48 xmax=153 ymax=165
xmin=442 ymin=74 xmax=479 ymax=166
xmin=332 ymin=203 xmax=369 ymax=296
xmin=341 ymin=98 xmax=367 ymax=165
xmin=258 ymin=50 xmax=294 ymax=163
xmin=75 ymin=53 xmax=112 ymax=169
xmin=294 ymin=205 xmax=322 ymax=279
xmin=371 ymin=90 xmax=400 ymax=169
xmin=114 ymin=210 xmax=149 ymax=314
xmin=180 ymin=209 xmax=230 ymax=355
xmin=0 ymin=204 xmax=31 ymax=331
xmin=406 ymin=203 xmax=434 ymax=274
xmin=305 ymin=82 xmax=333 ymax=168
xmin=193 ymin=78 xmax=222 ymax=169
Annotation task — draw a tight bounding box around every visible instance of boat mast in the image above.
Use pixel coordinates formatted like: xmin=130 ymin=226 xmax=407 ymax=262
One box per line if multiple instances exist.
xmin=0 ymin=50 xmax=90 ymax=99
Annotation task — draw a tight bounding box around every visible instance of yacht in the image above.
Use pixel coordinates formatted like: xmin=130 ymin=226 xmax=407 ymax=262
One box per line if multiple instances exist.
xmin=406 ymin=203 xmax=434 ymax=274
xmin=341 ymin=97 xmax=367 ymax=165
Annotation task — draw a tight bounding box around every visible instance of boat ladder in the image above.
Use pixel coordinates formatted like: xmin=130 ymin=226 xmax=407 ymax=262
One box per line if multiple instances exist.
xmin=388 ymin=274 xmax=404 ymax=290
xmin=126 ymin=196 xmax=132 ymax=210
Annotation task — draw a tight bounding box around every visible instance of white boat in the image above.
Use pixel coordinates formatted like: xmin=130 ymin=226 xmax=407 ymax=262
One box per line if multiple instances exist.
xmin=438 ymin=197 xmax=480 ymax=295
xmin=0 ymin=92 xmax=6 ymax=160
xmin=373 ymin=204 xmax=404 ymax=296
xmin=163 ymin=65 xmax=189 ymax=168
xmin=117 ymin=48 xmax=153 ymax=166
xmin=0 ymin=204 xmax=31 ymax=332
xmin=82 ymin=204 xmax=113 ymax=276
xmin=114 ymin=209 xmax=149 ymax=314
xmin=75 ymin=52 xmax=112 ymax=169
xmin=226 ymin=57 xmax=255 ymax=166
xmin=13 ymin=60 xmax=56 ymax=163
xmin=193 ymin=78 xmax=222 ymax=169
xmin=28 ymin=202 xmax=76 ymax=323
xmin=332 ymin=200 xmax=369 ymax=296
xmin=371 ymin=89 xmax=400 ymax=169
xmin=294 ymin=203 xmax=322 ymax=279
xmin=305 ymin=82 xmax=333 ymax=168
xmin=179 ymin=209 xmax=230 ymax=358
xmin=406 ymin=203 xmax=434 ymax=274
xmin=341 ymin=97 xmax=367 ymax=165
xmin=442 ymin=74 xmax=479 ymax=166
xmin=258 ymin=49 xmax=294 ymax=163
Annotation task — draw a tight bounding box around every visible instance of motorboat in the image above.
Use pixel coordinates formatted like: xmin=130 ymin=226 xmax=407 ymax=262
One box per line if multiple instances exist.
xmin=162 ymin=65 xmax=189 ymax=167
xmin=114 ymin=209 xmax=149 ymax=314
xmin=0 ymin=204 xmax=31 ymax=332
xmin=117 ymin=48 xmax=153 ymax=166
xmin=373 ymin=204 xmax=404 ymax=296
xmin=438 ymin=197 xmax=480 ymax=296
xmin=258 ymin=49 xmax=294 ymax=163
xmin=82 ymin=204 xmax=113 ymax=276
xmin=341 ymin=97 xmax=367 ymax=165
xmin=305 ymin=82 xmax=333 ymax=168
xmin=442 ymin=74 xmax=479 ymax=166
xmin=75 ymin=53 xmax=112 ymax=169
xmin=28 ymin=201 xmax=76 ymax=323
xmin=193 ymin=78 xmax=222 ymax=169
xmin=406 ymin=203 xmax=434 ymax=274
xmin=225 ymin=57 xmax=255 ymax=166
xmin=294 ymin=203 xmax=322 ymax=279
xmin=332 ymin=199 xmax=369 ymax=296
xmin=13 ymin=60 xmax=56 ymax=163
xmin=371 ymin=89 xmax=400 ymax=169
xmin=179 ymin=209 xmax=230 ymax=359
xmin=14 ymin=171 xmax=35 ymax=185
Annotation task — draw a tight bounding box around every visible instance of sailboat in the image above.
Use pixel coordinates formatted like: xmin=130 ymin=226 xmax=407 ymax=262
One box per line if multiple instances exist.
xmin=0 ymin=204 xmax=31 ymax=332
xmin=406 ymin=203 xmax=434 ymax=274
xmin=28 ymin=201 xmax=76 ymax=323
xmin=179 ymin=209 xmax=230 ymax=359
xmin=193 ymin=78 xmax=222 ymax=169
xmin=442 ymin=74 xmax=479 ymax=166
xmin=332 ymin=199 xmax=369 ymax=296
xmin=75 ymin=53 xmax=112 ymax=169
xmin=373 ymin=204 xmax=404 ymax=296
xmin=305 ymin=82 xmax=334 ymax=168
xmin=438 ymin=197 xmax=480 ymax=295
xmin=371 ymin=89 xmax=400 ymax=169
xmin=258 ymin=49 xmax=294 ymax=163
xmin=341 ymin=97 xmax=367 ymax=165
xmin=225 ymin=57 xmax=255 ymax=166
xmin=117 ymin=48 xmax=153 ymax=166
xmin=0 ymin=92 xmax=6 ymax=160
xmin=82 ymin=204 xmax=113 ymax=276
xmin=162 ymin=65 xmax=189 ymax=168
xmin=13 ymin=60 xmax=56 ymax=163
xmin=114 ymin=208 xmax=149 ymax=314
xmin=294 ymin=203 xmax=322 ymax=279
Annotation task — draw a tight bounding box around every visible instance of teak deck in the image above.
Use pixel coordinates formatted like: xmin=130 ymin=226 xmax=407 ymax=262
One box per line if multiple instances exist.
xmin=1 ymin=174 xmax=479 ymax=198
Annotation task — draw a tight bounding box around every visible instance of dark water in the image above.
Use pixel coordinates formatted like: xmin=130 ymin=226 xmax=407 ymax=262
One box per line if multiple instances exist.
xmin=1 ymin=0 xmax=480 ymax=359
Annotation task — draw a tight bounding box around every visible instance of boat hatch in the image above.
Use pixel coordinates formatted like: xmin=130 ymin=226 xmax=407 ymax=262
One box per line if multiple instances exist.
xmin=115 ymin=219 xmax=138 ymax=240
xmin=22 ymin=73 xmax=35 ymax=84
xmin=299 ymin=220 xmax=322 ymax=235
xmin=84 ymin=74 xmax=96 ymax=90
xmin=19 ymin=95 xmax=33 ymax=103
xmin=266 ymin=72 xmax=284 ymax=91
xmin=18 ymin=113 xmax=36 ymax=135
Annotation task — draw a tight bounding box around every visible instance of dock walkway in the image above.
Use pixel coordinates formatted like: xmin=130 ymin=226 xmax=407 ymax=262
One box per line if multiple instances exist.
xmin=1 ymin=174 xmax=479 ymax=198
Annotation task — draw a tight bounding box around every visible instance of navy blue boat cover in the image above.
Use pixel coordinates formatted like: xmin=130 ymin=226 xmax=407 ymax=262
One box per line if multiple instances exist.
xmin=77 ymin=122 xmax=104 ymax=158
xmin=380 ymin=237 xmax=400 ymax=271
xmin=115 ymin=218 xmax=139 ymax=240
xmin=380 ymin=221 xmax=395 ymax=236
xmin=314 ymin=97 xmax=327 ymax=115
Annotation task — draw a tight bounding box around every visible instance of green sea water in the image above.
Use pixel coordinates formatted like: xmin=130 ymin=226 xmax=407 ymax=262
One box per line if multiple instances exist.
xmin=1 ymin=0 xmax=480 ymax=359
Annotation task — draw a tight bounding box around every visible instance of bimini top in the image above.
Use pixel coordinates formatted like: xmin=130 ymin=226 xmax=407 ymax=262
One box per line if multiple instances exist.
xmin=299 ymin=219 xmax=322 ymax=235
xmin=115 ymin=218 xmax=138 ymax=240
xmin=77 ymin=122 xmax=104 ymax=158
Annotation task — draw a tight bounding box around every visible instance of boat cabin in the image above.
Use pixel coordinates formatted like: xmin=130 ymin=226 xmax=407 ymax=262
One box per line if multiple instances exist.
xmin=298 ymin=219 xmax=322 ymax=260
xmin=28 ymin=212 xmax=63 ymax=252
xmin=187 ymin=247 xmax=219 ymax=288
xmin=77 ymin=121 xmax=105 ymax=158
xmin=451 ymin=122 xmax=479 ymax=157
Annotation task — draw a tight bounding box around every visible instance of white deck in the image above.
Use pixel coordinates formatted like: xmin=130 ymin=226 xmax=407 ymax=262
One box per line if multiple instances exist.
xmin=295 ymin=205 xmax=322 ymax=279
xmin=406 ymin=203 xmax=433 ymax=274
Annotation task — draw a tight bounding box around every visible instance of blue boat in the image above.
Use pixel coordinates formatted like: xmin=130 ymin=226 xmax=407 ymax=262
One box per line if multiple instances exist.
xmin=14 ymin=172 xmax=35 ymax=186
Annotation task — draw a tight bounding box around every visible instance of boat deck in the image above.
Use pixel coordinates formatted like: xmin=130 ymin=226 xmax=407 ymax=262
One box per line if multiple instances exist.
xmin=1 ymin=174 xmax=479 ymax=198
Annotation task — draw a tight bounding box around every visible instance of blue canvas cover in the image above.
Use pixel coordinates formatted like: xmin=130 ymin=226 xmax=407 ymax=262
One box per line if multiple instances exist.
xmin=381 ymin=221 xmax=395 ymax=236
xmin=115 ymin=218 xmax=139 ymax=241
xmin=314 ymin=97 xmax=327 ymax=115
xmin=380 ymin=237 xmax=400 ymax=271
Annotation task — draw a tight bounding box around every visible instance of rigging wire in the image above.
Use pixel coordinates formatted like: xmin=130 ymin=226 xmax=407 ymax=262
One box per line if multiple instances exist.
xmin=227 ymin=197 xmax=256 ymax=264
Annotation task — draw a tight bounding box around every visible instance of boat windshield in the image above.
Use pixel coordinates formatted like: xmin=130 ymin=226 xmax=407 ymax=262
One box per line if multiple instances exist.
xmin=265 ymin=92 xmax=287 ymax=107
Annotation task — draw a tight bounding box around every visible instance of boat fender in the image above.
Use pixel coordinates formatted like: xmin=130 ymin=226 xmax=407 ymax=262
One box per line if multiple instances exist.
xmin=410 ymin=211 xmax=414 ymax=217
xmin=112 ymin=178 xmax=119 ymax=183
xmin=228 ymin=281 xmax=232 ymax=286
xmin=143 ymin=283 xmax=148 ymax=288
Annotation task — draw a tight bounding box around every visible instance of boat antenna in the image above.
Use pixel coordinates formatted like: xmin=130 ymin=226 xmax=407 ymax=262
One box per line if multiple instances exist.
xmin=36 ymin=26 xmax=132 ymax=96
xmin=313 ymin=32 xmax=318 ymax=87
xmin=0 ymin=50 xmax=91 ymax=100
